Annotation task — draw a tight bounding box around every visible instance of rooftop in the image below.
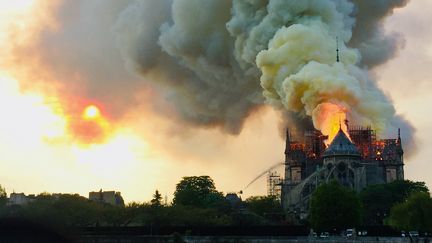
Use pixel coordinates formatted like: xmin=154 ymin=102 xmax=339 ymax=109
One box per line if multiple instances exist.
xmin=323 ymin=128 xmax=361 ymax=158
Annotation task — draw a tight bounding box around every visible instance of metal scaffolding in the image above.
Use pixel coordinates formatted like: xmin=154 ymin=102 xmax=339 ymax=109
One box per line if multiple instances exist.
xmin=267 ymin=171 xmax=282 ymax=198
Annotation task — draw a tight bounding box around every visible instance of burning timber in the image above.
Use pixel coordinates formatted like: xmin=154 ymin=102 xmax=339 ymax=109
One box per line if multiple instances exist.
xmin=281 ymin=125 xmax=404 ymax=220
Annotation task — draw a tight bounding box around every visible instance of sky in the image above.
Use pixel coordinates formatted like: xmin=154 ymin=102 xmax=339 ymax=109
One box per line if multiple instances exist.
xmin=0 ymin=0 xmax=431 ymax=203
xmin=378 ymin=0 xmax=432 ymax=189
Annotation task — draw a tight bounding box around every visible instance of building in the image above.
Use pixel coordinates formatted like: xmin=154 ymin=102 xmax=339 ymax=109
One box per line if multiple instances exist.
xmin=225 ymin=193 xmax=242 ymax=207
xmin=281 ymin=125 xmax=404 ymax=219
xmin=89 ymin=190 xmax=124 ymax=206
xmin=8 ymin=193 xmax=29 ymax=205
xmin=7 ymin=193 xmax=36 ymax=206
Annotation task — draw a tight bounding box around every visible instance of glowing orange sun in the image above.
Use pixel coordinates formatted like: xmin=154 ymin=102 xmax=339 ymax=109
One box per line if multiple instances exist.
xmin=83 ymin=105 xmax=100 ymax=120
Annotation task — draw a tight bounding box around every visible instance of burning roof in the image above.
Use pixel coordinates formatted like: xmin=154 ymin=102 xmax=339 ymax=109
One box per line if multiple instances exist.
xmin=323 ymin=129 xmax=361 ymax=158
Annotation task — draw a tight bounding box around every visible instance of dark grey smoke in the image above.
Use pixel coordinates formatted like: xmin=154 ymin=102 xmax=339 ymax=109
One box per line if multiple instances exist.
xmin=350 ymin=0 xmax=410 ymax=67
xmin=114 ymin=0 xmax=263 ymax=134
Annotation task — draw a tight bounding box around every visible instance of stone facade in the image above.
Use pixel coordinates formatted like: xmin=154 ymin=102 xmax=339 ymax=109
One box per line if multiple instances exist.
xmin=281 ymin=126 xmax=404 ymax=219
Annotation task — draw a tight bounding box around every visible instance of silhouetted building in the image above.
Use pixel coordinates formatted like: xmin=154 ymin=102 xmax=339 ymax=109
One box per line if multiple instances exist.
xmin=8 ymin=193 xmax=29 ymax=206
xmin=7 ymin=193 xmax=36 ymax=206
xmin=226 ymin=193 xmax=242 ymax=205
xmin=89 ymin=190 xmax=124 ymax=206
xmin=281 ymin=126 xmax=404 ymax=219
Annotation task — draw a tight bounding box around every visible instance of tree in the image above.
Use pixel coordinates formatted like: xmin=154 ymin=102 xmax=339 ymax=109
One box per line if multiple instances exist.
xmin=309 ymin=180 xmax=362 ymax=232
xmin=245 ymin=195 xmax=283 ymax=222
xmin=387 ymin=192 xmax=432 ymax=232
xmin=173 ymin=176 xmax=225 ymax=208
xmin=360 ymin=180 xmax=429 ymax=225
xmin=24 ymin=194 xmax=102 ymax=226
xmin=165 ymin=205 xmax=232 ymax=226
xmin=0 ymin=185 xmax=6 ymax=198
xmin=151 ymin=190 xmax=163 ymax=207
xmin=0 ymin=185 xmax=6 ymax=206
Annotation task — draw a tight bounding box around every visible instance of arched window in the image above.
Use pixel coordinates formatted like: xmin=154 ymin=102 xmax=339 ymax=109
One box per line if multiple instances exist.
xmin=327 ymin=161 xmax=355 ymax=188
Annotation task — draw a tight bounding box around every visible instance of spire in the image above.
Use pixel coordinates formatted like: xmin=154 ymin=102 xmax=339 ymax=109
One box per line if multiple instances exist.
xmin=397 ymin=128 xmax=404 ymax=156
xmin=285 ymin=128 xmax=291 ymax=155
xmin=323 ymin=129 xmax=361 ymax=158
xmin=336 ymin=37 xmax=340 ymax=63
xmin=397 ymin=128 xmax=402 ymax=146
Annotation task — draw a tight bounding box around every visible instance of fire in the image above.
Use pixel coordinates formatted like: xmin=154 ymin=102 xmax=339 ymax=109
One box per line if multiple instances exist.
xmin=313 ymin=102 xmax=349 ymax=145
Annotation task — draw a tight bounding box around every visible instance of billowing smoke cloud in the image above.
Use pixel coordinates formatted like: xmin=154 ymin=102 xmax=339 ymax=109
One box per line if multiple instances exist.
xmin=237 ymin=0 xmax=413 ymax=145
xmin=114 ymin=0 xmax=263 ymax=134
xmin=114 ymin=0 xmax=413 ymax=144
xmin=7 ymin=0 xmax=414 ymax=149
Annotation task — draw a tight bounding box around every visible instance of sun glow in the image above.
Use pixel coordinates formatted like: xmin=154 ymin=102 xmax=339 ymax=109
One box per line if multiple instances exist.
xmin=0 ymin=0 xmax=35 ymax=14
xmin=0 ymin=75 xmax=156 ymax=199
xmin=64 ymin=102 xmax=113 ymax=145
xmin=83 ymin=105 xmax=101 ymax=120
xmin=71 ymin=131 xmax=147 ymax=175
xmin=0 ymin=75 xmax=67 ymax=146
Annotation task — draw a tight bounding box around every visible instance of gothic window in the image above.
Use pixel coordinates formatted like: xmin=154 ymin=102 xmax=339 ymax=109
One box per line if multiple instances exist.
xmin=328 ymin=161 xmax=355 ymax=188
xmin=337 ymin=162 xmax=346 ymax=172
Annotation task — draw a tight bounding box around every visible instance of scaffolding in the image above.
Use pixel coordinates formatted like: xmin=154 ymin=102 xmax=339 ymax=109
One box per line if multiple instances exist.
xmin=304 ymin=130 xmax=327 ymax=158
xmin=348 ymin=125 xmax=376 ymax=159
xmin=267 ymin=171 xmax=282 ymax=198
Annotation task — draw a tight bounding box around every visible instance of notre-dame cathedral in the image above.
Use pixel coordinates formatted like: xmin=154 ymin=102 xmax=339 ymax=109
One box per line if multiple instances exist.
xmin=281 ymin=125 xmax=404 ymax=219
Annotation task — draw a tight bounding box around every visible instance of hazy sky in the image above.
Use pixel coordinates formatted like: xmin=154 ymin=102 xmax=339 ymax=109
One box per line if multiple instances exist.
xmin=378 ymin=0 xmax=432 ymax=190
xmin=0 ymin=0 xmax=430 ymax=203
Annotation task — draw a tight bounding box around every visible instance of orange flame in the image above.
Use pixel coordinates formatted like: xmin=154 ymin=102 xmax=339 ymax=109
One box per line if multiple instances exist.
xmin=313 ymin=103 xmax=350 ymax=145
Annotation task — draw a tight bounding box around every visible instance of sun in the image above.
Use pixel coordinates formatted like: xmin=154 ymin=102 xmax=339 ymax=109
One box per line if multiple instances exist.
xmin=70 ymin=104 xmax=111 ymax=144
xmin=83 ymin=105 xmax=100 ymax=120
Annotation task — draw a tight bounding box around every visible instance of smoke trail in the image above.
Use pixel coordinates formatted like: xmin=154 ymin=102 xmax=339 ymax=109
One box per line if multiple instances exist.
xmin=242 ymin=162 xmax=284 ymax=192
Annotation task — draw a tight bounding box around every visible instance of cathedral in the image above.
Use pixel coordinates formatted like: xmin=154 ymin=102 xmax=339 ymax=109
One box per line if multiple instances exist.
xmin=281 ymin=124 xmax=404 ymax=219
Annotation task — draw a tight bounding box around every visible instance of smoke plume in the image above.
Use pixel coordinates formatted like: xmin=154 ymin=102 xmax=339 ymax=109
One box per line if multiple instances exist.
xmin=8 ymin=0 xmax=414 ymax=148
xmin=114 ymin=0 xmax=413 ymax=143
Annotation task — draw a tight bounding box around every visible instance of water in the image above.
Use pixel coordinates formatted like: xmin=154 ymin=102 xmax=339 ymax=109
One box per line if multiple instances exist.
xmin=241 ymin=161 xmax=284 ymax=192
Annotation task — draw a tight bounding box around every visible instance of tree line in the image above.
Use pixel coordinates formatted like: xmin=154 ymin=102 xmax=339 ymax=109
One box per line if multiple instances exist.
xmin=0 ymin=176 xmax=431 ymax=232
xmin=309 ymin=179 xmax=432 ymax=233
xmin=0 ymin=176 xmax=283 ymax=227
